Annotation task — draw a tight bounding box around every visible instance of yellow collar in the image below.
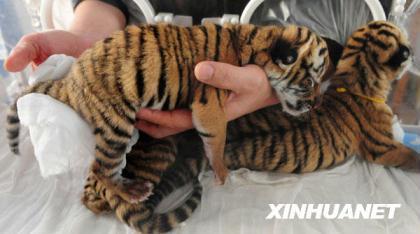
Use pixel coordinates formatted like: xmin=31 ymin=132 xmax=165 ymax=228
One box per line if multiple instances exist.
xmin=336 ymin=87 xmax=386 ymax=104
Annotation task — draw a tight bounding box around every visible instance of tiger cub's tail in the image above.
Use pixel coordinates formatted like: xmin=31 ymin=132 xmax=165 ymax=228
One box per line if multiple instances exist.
xmin=113 ymin=158 xmax=205 ymax=233
xmin=134 ymin=179 xmax=202 ymax=234
xmin=6 ymin=79 xmax=69 ymax=155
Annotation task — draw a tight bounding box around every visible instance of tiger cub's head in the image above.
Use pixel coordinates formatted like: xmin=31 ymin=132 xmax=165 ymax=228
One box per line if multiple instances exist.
xmin=342 ymin=20 xmax=412 ymax=81
xmin=254 ymin=25 xmax=341 ymax=116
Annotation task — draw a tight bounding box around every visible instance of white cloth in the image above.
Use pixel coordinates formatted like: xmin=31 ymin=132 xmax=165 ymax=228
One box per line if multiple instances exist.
xmin=0 ymin=55 xmax=419 ymax=234
xmin=16 ymin=55 xmax=138 ymax=178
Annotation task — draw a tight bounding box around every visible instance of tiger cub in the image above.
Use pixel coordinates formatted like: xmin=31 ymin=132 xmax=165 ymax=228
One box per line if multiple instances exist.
xmin=6 ymin=22 xmax=330 ymax=203
xmin=223 ymin=20 xmax=420 ymax=173
xmin=82 ymin=134 xmax=205 ymax=233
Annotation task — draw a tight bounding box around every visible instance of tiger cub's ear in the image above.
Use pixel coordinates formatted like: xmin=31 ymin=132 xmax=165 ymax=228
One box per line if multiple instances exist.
xmin=320 ymin=37 xmax=343 ymax=82
xmin=322 ymin=37 xmax=343 ymax=67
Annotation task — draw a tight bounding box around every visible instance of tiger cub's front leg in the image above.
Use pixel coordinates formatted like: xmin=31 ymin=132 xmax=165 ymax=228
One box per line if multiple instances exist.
xmin=191 ymin=85 xmax=229 ymax=184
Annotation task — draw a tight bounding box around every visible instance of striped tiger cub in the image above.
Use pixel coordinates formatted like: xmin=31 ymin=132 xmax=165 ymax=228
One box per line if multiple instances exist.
xmin=82 ymin=134 xmax=205 ymax=233
xmin=6 ymin=22 xmax=331 ymax=204
xmin=223 ymin=20 xmax=420 ymax=174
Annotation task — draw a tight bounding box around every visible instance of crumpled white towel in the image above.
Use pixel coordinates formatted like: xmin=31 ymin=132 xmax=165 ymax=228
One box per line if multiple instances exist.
xmin=16 ymin=54 xmax=138 ymax=178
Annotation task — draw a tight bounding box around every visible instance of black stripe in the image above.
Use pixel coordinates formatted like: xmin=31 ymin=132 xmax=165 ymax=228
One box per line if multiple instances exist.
xmin=296 ymin=27 xmax=302 ymax=43
xmin=291 ymin=163 xmax=301 ymax=173
xmin=364 ymin=50 xmax=381 ymax=78
xmin=352 ymin=36 xmax=366 ymax=44
xmin=322 ymin=104 xmax=349 ymax=156
xmin=347 ymin=44 xmax=361 ymax=50
xmin=335 ymin=71 xmax=350 ymax=77
xmin=353 ymin=55 xmax=368 ymax=92
xmin=198 ymin=26 xmax=209 ymax=59
xmin=136 ymin=28 xmax=145 ymax=99
xmin=96 ymin=145 xmax=120 ymax=159
xmin=199 ymin=85 xmax=208 ymax=105
xmin=94 ymin=127 xmax=105 ymax=135
xmin=300 ymin=124 xmax=309 ymax=169
xmin=185 ymin=197 xmax=199 ymax=209
xmin=7 ymin=115 xmax=19 ymax=124
xmin=91 ymin=101 xmax=132 ymax=140
xmin=291 ymin=122 xmax=300 ymax=173
xmin=128 ymin=162 xmax=164 ymax=177
xmin=197 ymin=130 xmax=214 ymax=138
xmin=317 ymin=110 xmax=340 ymax=156
xmin=185 ymin=28 xmax=196 ymax=106
xmin=122 ymin=208 xmax=139 ymax=224
xmin=174 ymin=208 xmax=189 ymax=222
xmin=95 ymin=158 xmax=121 ymax=170
xmin=366 ymin=34 xmax=390 ymax=50
xmin=227 ymin=28 xmax=241 ymax=65
xmin=152 ymin=25 xmax=167 ymax=101
xmin=378 ymin=29 xmax=399 ymax=41
xmin=84 ymin=53 xmax=134 ymax=126
xmin=264 ymin=134 xmax=277 ymax=169
xmin=272 ymin=134 xmax=287 ymax=171
xmin=156 ymin=213 xmax=171 ymax=232
xmin=246 ymin=26 xmax=258 ymax=44
xmin=174 ymin=26 xmax=185 ymax=107
xmin=144 ymin=96 xmax=155 ymax=107
xmin=368 ymin=22 xmax=393 ymax=30
xmin=326 ymin=100 xmax=354 ymax=150
xmin=214 ymin=24 xmax=222 ymax=61
xmin=124 ymin=29 xmax=130 ymax=56
xmin=186 ymin=27 xmax=198 ymax=61
xmin=161 ymin=96 xmax=171 ymax=111
xmin=43 ymin=82 xmax=54 ymax=95
xmin=250 ymin=136 xmax=259 ymax=166
xmin=311 ymin=117 xmax=324 ymax=170
xmin=287 ymin=69 xmax=301 ymax=86
xmin=216 ymin=89 xmax=223 ymax=108
xmin=328 ymin=92 xmax=396 ymax=150
xmin=103 ymin=37 xmax=113 ymax=44
xmin=296 ymin=28 xmax=311 ymax=46
xmin=341 ymin=51 xmax=359 ymax=60
xmin=102 ymin=137 xmax=127 ymax=152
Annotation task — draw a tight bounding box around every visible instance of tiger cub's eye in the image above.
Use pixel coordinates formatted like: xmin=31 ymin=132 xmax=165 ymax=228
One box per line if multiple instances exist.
xmin=281 ymin=49 xmax=298 ymax=65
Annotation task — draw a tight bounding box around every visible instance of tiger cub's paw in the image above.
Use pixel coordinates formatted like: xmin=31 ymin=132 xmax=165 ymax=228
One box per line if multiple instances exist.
xmin=114 ymin=178 xmax=154 ymax=203
xmin=82 ymin=193 xmax=112 ymax=214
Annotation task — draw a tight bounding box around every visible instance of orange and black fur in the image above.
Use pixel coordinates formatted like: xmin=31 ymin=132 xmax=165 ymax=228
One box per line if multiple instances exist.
xmin=6 ymin=22 xmax=331 ymax=203
xmin=223 ymin=21 xmax=420 ymax=173
xmin=82 ymin=133 xmax=205 ymax=233
xmin=81 ymin=20 xmax=420 ymax=233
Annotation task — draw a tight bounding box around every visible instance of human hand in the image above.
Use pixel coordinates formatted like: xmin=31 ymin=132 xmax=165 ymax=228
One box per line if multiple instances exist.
xmin=136 ymin=61 xmax=279 ymax=138
xmin=4 ymin=0 xmax=126 ymax=73
xmin=3 ymin=30 xmax=91 ymax=72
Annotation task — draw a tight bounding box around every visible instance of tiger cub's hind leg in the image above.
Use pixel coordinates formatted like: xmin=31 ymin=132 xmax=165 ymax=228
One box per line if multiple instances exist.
xmin=91 ymin=118 xmax=152 ymax=203
xmin=360 ymin=141 xmax=420 ymax=172
xmin=191 ymin=86 xmax=229 ymax=184
xmin=123 ymin=136 xmax=177 ymax=192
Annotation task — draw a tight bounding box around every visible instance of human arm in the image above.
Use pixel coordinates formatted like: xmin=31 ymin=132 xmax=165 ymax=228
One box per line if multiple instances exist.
xmin=4 ymin=0 xmax=126 ymax=72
